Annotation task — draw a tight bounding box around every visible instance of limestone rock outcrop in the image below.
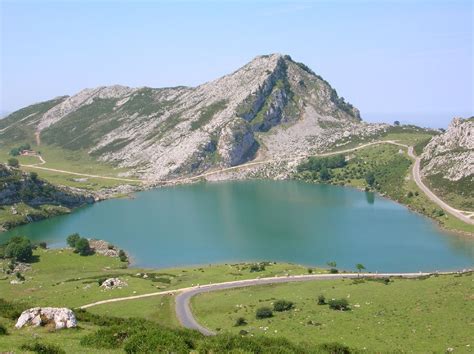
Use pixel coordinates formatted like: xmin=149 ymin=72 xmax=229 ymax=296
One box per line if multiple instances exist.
xmin=15 ymin=307 xmax=77 ymax=329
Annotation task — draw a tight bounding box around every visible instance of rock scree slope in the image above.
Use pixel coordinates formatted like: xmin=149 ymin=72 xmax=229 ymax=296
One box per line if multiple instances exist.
xmin=0 ymin=54 xmax=387 ymax=182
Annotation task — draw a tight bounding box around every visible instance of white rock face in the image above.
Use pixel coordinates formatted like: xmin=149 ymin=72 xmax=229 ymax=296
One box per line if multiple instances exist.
xmin=15 ymin=307 xmax=77 ymax=329
xmin=100 ymin=278 xmax=127 ymax=289
xmin=2 ymin=54 xmax=388 ymax=182
xmin=421 ymin=118 xmax=474 ymax=181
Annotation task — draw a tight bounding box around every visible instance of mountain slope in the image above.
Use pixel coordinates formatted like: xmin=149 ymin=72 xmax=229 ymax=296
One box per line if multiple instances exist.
xmin=0 ymin=54 xmax=386 ymax=181
xmin=420 ymin=117 xmax=474 ymax=210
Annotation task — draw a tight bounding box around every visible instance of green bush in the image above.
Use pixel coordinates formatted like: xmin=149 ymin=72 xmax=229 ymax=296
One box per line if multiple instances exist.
xmin=75 ymin=238 xmax=93 ymax=256
xmin=0 ymin=323 xmax=7 ymax=335
xmin=7 ymin=158 xmax=19 ymax=167
xmin=0 ymin=298 xmax=30 ymax=320
xmin=273 ymin=300 xmax=294 ymax=312
xmin=234 ymin=317 xmax=247 ymax=326
xmin=317 ymin=294 xmax=326 ymax=305
xmin=328 ymin=298 xmax=350 ymax=311
xmin=118 ymin=249 xmax=128 ymax=262
xmin=256 ymin=307 xmax=273 ymax=319
xmin=317 ymin=342 xmax=351 ymax=353
xmin=20 ymin=342 xmax=65 ymax=354
xmin=66 ymin=233 xmax=80 ymax=248
xmin=4 ymin=236 xmax=33 ymax=262
xmin=38 ymin=241 xmax=47 ymax=249
xmin=250 ymin=263 xmax=265 ymax=272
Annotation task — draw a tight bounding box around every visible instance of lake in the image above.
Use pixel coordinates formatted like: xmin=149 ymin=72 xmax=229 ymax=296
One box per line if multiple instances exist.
xmin=2 ymin=181 xmax=473 ymax=272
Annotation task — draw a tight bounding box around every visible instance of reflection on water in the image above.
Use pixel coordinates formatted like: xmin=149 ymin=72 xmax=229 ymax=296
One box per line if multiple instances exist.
xmin=2 ymin=180 xmax=473 ymax=271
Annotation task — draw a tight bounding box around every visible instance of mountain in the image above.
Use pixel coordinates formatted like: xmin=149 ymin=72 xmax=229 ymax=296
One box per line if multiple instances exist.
xmin=0 ymin=54 xmax=386 ymax=181
xmin=421 ymin=117 xmax=474 ymax=210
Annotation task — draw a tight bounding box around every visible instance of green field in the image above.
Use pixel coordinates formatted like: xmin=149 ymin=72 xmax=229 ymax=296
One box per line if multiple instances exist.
xmin=0 ymin=248 xmax=329 ymax=353
xmin=192 ymin=273 xmax=474 ymax=353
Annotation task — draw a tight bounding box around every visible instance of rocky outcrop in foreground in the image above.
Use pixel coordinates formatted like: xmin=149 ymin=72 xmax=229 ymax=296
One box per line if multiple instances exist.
xmin=421 ymin=117 xmax=474 ymax=181
xmin=15 ymin=307 xmax=77 ymax=329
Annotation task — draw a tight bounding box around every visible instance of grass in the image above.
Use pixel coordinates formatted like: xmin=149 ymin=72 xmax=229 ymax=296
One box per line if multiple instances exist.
xmin=0 ymin=145 xmax=141 ymax=190
xmin=190 ymin=100 xmax=228 ymax=131
xmin=192 ymin=272 xmax=474 ymax=353
xmin=0 ymin=250 xmax=327 ymax=352
xmin=0 ymin=249 xmax=319 ymax=310
xmin=0 ymin=203 xmax=70 ymax=231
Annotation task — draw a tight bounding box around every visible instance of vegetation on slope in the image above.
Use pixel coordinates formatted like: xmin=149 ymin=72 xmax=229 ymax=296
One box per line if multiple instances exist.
xmin=192 ymin=272 xmax=473 ymax=352
xmin=0 ymin=164 xmax=93 ymax=230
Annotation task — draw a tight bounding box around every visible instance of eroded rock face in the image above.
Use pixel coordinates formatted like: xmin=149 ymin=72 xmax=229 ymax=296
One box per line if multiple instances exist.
xmin=1 ymin=54 xmax=387 ymax=181
xmin=421 ymin=118 xmax=474 ymax=181
xmin=15 ymin=307 xmax=77 ymax=329
xmin=218 ymin=118 xmax=257 ymax=166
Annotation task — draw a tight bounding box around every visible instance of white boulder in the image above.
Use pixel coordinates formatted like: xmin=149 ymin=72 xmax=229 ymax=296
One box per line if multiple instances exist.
xmin=15 ymin=307 xmax=77 ymax=329
xmin=100 ymin=277 xmax=127 ymax=289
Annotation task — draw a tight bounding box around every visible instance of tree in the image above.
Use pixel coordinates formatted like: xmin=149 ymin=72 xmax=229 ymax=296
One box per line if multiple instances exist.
xmin=356 ymin=263 xmax=366 ymax=276
xmin=29 ymin=172 xmax=38 ymax=181
xmin=7 ymin=158 xmax=19 ymax=168
xmin=365 ymin=172 xmax=375 ymax=187
xmin=66 ymin=233 xmax=80 ymax=248
xmin=319 ymin=167 xmax=330 ymax=181
xmin=9 ymin=148 xmax=20 ymax=156
xmin=256 ymin=307 xmax=273 ymax=319
xmin=394 ymin=120 xmax=400 ymax=126
xmin=119 ymin=249 xmax=128 ymax=262
xmin=75 ymin=238 xmax=92 ymax=256
xmin=4 ymin=236 xmax=33 ymax=262
xmin=327 ymin=261 xmax=337 ymax=268
xmin=273 ymin=300 xmax=294 ymax=312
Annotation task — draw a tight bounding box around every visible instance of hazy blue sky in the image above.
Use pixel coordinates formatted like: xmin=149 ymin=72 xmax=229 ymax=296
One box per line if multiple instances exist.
xmin=1 ymin=0 xmax=472 ymax=127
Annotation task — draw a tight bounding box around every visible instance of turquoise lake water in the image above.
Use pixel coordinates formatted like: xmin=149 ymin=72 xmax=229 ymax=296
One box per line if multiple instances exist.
xmin=2 ymin=181 xmax=473 ymax=272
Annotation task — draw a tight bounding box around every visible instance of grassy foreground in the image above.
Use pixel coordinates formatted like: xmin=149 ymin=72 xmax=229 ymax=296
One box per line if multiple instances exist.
xmin=192 ymin=273 xmax=474 ymax=353
xmin=1 ymin=247 xmax=472 ymax=352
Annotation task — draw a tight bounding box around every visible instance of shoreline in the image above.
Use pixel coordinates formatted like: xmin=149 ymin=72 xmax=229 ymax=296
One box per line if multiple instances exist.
xmin=1 ymin=175 xmax=472 ymax=238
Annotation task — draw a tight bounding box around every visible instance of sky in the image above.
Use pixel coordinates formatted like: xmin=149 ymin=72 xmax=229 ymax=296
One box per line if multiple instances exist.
xmin=1 ymin=0 xmax=472 ymax=128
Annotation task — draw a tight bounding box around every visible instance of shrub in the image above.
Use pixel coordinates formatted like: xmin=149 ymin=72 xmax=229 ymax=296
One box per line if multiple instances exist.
xmin=329 ymin=268 xmax=339 ymax=274
xmin=256 ymin=307 xmax=273 ymax=319
xmin=317 ymin=294 xmax=326 ymax=305
xmin=38 ymin=242 xmax=47 ymax=249
xmin=30 ymin=171 xmax=38 ymax=181
xmin=407 ymin=191 xmax=414 ymax=198
xmin=250 ymin=263 xmax=265 ymax=272
xmin=307 ymin=268 xmax=313 ymax=274
xmin=15 ymin=272 xmax=25 ymax=281
xmin=97 ymin=278 xmax=106 ymax=286
xmin=4 ymin=236 xmax=33 ymax=262
xmin=234 ymin=317 xmax=247 ymax=326
xmin=75 ymin=238 xmax=93 ymax=256
xmin=0 ymin=323 xmax=7 ymax=335
xmin=0 ymin=298 xmax=30 ymax=320
xmin=7 ymin=158 xmax=19 ymax=167
xmin=273 ymin=300 xmax=294 ymax=312
xmin=328 ymin=298 xmax=350 ymax=311
xmin=107 ymin=244 xmax=114 ymax=250
xmin=118 ymin=249 xmax=128 ymax=262
xmin=66 ymin=233 xmax=80 ymax=248
xmin=20 ymin=342 xmax=65 ymax=354
xmin=317 ymin=342 xmax=351 ymax=354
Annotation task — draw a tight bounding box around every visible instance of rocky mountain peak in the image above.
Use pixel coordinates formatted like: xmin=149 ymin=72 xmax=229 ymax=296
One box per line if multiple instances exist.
xmin=0 ymin=54 xmax=384 ymax=181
